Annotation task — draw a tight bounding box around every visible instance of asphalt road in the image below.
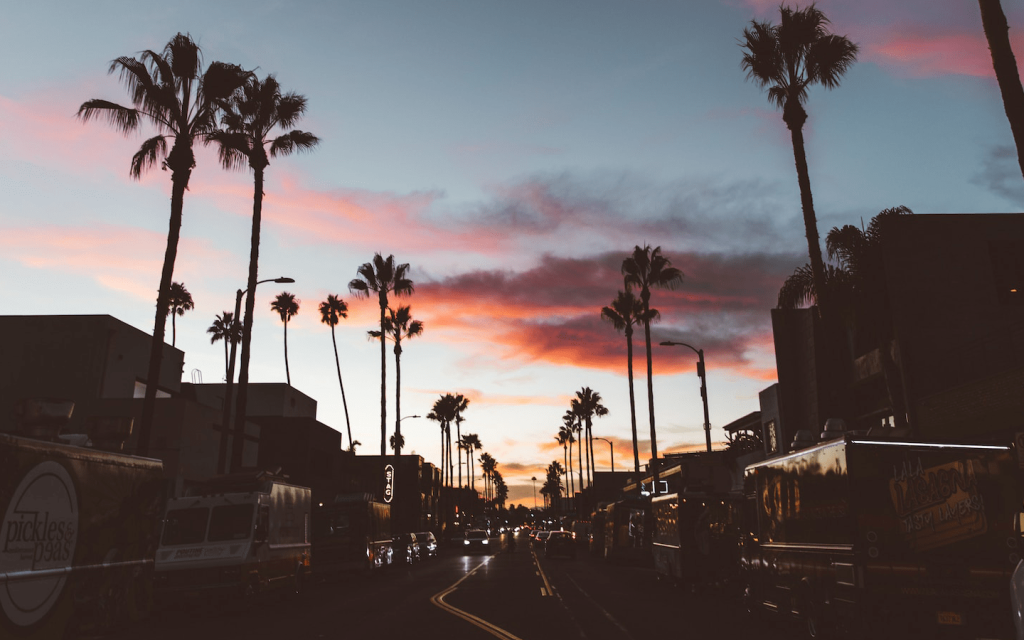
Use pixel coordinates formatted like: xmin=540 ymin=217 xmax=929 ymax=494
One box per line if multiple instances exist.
xmin=103 ymin=533 xmax=793 ymax=640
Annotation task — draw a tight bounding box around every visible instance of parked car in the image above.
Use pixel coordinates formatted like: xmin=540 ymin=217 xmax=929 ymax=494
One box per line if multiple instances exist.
xmin=533 ymin=530 xmax=551 ymax=549
xmin=462 ymin=529 xmax=491 ymax=553
xmin=545 ymin=531 xmax=576 ymax=559
xmin=393 ymin=533 xmax=420 ymax=565
xmin=415 ymin=531 xmax=438 ymax=558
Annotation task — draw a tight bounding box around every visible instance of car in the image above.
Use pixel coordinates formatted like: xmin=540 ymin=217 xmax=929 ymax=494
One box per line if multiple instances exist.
xmin=545 ymin=531 xmax=576 ymax=559
xmin=462 ymin=529 xmax=491 ymax=553
xmin=414 ymin=531 xmax=438 ymax=558
xmin=533 ymin=530 xmax=551 ymax=549
xmin=393 ymin=533 xmax=420 ymax=565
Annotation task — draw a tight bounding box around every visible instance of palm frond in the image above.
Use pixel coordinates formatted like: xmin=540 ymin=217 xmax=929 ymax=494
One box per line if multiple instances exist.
xmin=206 ymin=130 xmax=251 ymax=171
xmin=129 ymin=135 xmax=169 ymax=179
xmin=778 ymin=264 xmax=816 ymax=309
xmin=270 ymin=130 xmax=320 ymax=158
xmin=77 ymin=100 xmax=140 ymax=134
xmin=808 ymin=35 xmax=859 ymax=89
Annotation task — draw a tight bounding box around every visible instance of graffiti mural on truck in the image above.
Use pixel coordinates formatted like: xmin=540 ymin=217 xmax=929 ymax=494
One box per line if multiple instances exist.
xmin=887 ymin=458 xmax=987 ymax=551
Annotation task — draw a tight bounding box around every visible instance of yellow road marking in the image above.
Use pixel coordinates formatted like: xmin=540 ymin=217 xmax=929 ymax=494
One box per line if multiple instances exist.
xmin=430 ymin=557 xmax=525 ymax=640
xmin=530 ymin=548 xmax=554 ymax=596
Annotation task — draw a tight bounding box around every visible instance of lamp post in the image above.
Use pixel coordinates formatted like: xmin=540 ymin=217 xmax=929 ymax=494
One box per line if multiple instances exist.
xmin=222 ymin=276 xmax=294 ymax=473
xmin=531 ymin=476 xmax=537 ymax=509
xmin=392 ymin=415 xmax=420 ymax=455
xmin=594 ymin=437 xmax=614 ymax=472
xmin=659 ymin=341 xmax=712 ymax=453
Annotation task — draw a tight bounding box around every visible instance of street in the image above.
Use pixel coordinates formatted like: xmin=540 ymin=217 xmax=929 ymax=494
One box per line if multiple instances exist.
xmin=105 ymin=533 xmax=792 ymax=640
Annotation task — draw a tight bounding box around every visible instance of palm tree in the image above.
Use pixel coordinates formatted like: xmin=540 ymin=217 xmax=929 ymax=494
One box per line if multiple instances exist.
xmin=740 ymin=6 xmax=858 ymax=318
xmin=270 ymin=292 xmax=299 ymax=385
xmin=978 ymin=0 xmax=1024 ymax=181
xmin=622 ymin=245 xmax=683 ymax=495
xmin=601 ymin=290 xmax=650 ymax=473
xmin=555 ymin=429 xmax=572 ymax=506
xmin=349 ymin=254 xmax=415 ymax=455
xmin=78 ymin=33 xmax=247 ymax=455
xmin=573 ymin=387 xmax=608 ymax=489
xmin=369 ymin=306 xmax=424 ymax=456
xmin=389 ymin=432 xmax=405 ymax=453
xmin=462 ymin=433 xmax=482 ymax=491
xmin=451 ymin=394 xmax=469 ymax=487
xmin=166 ymin=281 xmax=194 ymax=347
xmin=427 ymin=393 xmax=460 ymax=487
xmin=207 ymin=311 xmax=241 ymax=384
xmin=479 ymin=452 xmax=496 ymax=503
xmin=493 ymin=471 xmax=508 ymax=508
xmin=319 ymin=295 xmax=353 ymax=450
xmin=209 ymin=74 xmax=318 ymax=467
xmin=565 ymin=408 xmax=585 ymax=494
xmin=560 ymin=414 xmax=576 ymax=500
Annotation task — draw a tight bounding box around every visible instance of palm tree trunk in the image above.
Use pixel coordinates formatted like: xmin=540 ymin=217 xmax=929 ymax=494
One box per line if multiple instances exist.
xmin=785 ymin=105 xmax=827 ymax=320
xmin=456 ymin=422 xmax=462 ymax=488
xmin=138 ymin=163 xmax=190 ymax=457
xmin=979 ymin=0 xmax=1024 ymax=181
xmin=283 ymin=319 xmax=290 ymax=385
xmin=576 ymin=430 xmax=584 ymax=498
xmin=626 ymin=330 xmax=640 ymax=473
xmin=394 ymin=343 xmax=402 ymax=455
xmin=378 ymin=295 xmax=387 ymax=456
xmin=172 ymin=313 xmax=177 ymax=347
xmin=643 ymin=314 xmax=660 ymax=495
xmin=567 ymin=440 xmax=575 ymax=499
xmin=233 ymin=166 xmax=265 ymax=471
xmin=331 ymin=328 xmax=353 ymax=449
xmin=586 ymin=420 xmax=594 ymax=488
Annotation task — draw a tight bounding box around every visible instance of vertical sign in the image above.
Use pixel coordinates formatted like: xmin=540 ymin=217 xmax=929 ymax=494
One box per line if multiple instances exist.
xmin=384 ymin=464 xmax=395 ymax=503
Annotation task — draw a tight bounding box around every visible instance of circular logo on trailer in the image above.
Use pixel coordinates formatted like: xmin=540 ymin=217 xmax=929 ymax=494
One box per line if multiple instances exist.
xmin=0 ymin=461 xmax=79 ymax=627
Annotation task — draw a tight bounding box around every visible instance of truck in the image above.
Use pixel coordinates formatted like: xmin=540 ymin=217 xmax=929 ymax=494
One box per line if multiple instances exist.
xmin=741 ymin=434 xmax=1022 ymax=639
xmin=601 ymin=497 xmax=650 ymax=563
xmin=0 ymin=432 xmax=165 ymax=638
xmin=311 ymin=493 xmax=392 ymax=575
xmin=154 ymin=471 xmax=311 ymax=600
xmin=652 ymin=491 xmax=745 ymax=590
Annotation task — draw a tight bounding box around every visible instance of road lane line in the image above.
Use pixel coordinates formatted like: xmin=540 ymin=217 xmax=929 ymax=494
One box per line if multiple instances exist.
xmin=430 ymin=556 xmax=525 ymax=640
xmin=530 ymin=549 xmax=554 ymax=596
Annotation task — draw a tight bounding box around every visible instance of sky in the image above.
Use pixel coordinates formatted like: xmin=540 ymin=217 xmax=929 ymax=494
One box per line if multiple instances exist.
xmin=2 ymin=0 xmax=1023 ymax=505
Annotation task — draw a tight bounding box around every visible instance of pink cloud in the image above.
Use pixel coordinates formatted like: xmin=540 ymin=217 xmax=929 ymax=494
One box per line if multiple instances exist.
xmin=862 ymin=30 xmax=1019 ymax=78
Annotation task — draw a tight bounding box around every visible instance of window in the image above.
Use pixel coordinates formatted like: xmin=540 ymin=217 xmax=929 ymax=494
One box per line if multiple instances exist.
xmin=162 ymin=508 xmax=209 ymax=545
xmin=208 ymin=504 xmax=255 ymax=542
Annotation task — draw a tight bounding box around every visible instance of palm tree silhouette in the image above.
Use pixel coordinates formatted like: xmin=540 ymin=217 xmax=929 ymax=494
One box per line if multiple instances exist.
xmin=166 ymin=282 xmax=194 ymax=347
xmin=555 ymin=429 xmax=572 ymax=505
xmin=978 ymin=0 xmax=1024 ymax=181
xmin=560 ymin=414 xmax=577 ymax=500
xmin=461 ymin=433 xmax=482 ymax=491
xmin=479 ymin=452 xmax=496 ymax=503
xmin=740 ymin=6 xmax=857 ymax=319
xmin=78 ymin=33 xmax=247 ymax=455
xmin=349 ymin=254 xmax=415 ymax=456
xmin=622 ymin=244 xmax=683 ymax=495
xmin=368 ymin=306 xmax=424 ymax=456
xmin=319 ymin=295 xmax=354 ymax=451
xmin=207 ymin=311 xmax=241 ymax=384
xmin=601 ymin=290 xmax=651 ymax=473
xmin=270 ymin=292 xmax=299 ymax=385
xmin=427 ymin=393 xmax=458 ymax=487
xmin=452 ymin=394 xmax=469 ymax=487
xmin=208 ymin=74 xmax=318 ymax=457
xmin=389 ymin=432 xmax=405 ymax=454
xmin=572 ymin=387 xmax=608 ymax=489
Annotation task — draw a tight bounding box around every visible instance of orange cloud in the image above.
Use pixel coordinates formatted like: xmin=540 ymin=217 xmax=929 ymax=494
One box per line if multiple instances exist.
xmin=863 ymin=30 xmax=1009 ymax=78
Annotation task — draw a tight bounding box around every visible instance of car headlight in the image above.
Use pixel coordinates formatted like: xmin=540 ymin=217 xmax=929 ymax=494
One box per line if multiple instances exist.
xmin=464 ymin=539 xmax=470 ymax=545
xmin=482 ymin=539 xmax=489 ymax=544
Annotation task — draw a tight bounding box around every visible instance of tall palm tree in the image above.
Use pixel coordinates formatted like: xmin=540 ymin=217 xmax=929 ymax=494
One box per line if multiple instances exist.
xmin=319 ymin=295 xmax=354 ymax=450
xmin=461 ymin=433 xmax=482 ymax=491
xmin=369 ymin=306 xmax=424 ymax=456
xmin=389 ymin=432 xmax=405 ymax=453
xmin=210 ymin=74 xmax=318 ymax=467
xmin=560 ymin=414 xmax=576 ymax=500
xmin=565 ymin=408 xmax=585 ymax=494
xmin=427 ymin=393 xmax=460 ymax=487
xmin=479 ymin=452 xmax=496 ymax=503
xmin=555 ymin=430 xmax=572 ymax=505
xmin=740 ymin=6 xmax=858 ymax=318
xmin=270 ymin=292 xmax=299 ymax=385
xmin=601 ymin=290 xmax=651 ymax=473
xmin=622 ymin=245 xmax=683 ymax=495
xmin=978 ymin=0 xmax=1024 ymax=181
xmin=451 ymin=394 xmax=469 ymax=487
xmin=349 ymin=254 xmax=415 ymax=455
xmin=166 ymin=281 xmax=194 ymax=347
xmin=78 ymin=33 xmax=248 ymax=455
xmin=207 ymin=311 xmax=240 ymax=384
xmin=573 ymin=387 xmax=608 ymax=489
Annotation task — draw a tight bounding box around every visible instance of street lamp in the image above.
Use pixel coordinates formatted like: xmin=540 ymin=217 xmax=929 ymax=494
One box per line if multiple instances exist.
xmin=531 ymin=476 xmax=537 ymax=509
xmin=660 ymin=341 xmax=712 ymax=453
xmin=594 ymin=437 xmax=614 ymax=472
xmin=223 ymin=276 xmax=294 ymax=473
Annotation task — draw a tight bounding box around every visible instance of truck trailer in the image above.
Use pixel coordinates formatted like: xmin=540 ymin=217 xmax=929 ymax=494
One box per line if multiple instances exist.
xmin=0 ymin=433 xmax=164 ymax=638
xmin=154 ymin=471 xmax=311 ymax=600
xmin=741 ymin=435 xmax=1021 ymax=639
